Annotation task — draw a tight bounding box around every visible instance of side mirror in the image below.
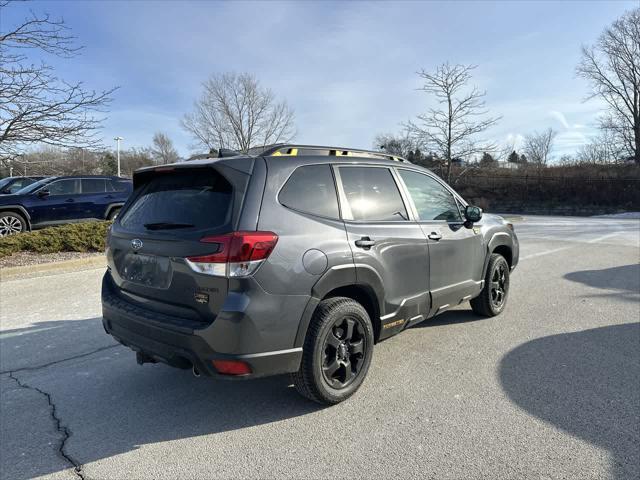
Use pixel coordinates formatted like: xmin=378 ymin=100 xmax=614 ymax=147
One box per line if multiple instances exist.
xmin=464 ymin=205 xmax=483 ymax=223
xmin=37 ymin=189 xmax=50 ymax=198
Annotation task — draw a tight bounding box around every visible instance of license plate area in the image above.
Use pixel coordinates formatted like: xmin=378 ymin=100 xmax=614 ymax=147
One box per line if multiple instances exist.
xmin=118 ymin=252 xmax=172 ymax=289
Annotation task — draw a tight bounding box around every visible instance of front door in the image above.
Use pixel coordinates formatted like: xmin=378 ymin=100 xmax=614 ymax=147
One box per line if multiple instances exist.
xmin=396 ymin=169 xmax=484 ymax=315
xmin=336 ymin=165 xmax=431 ymax=337
xmin=30 ymin=179 xmax=82 ymax=224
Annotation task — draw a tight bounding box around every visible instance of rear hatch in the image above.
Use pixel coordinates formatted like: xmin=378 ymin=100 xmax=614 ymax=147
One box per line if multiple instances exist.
xmin=106 ymin=163 xmax=251 ymax=327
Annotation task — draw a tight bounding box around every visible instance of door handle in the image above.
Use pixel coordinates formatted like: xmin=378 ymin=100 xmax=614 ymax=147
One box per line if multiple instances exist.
xmin=65 ymin=198 xmax=75 ymax=203
xmin=355 ymin=237 xmax=376 ymax=249
xmin=428 ymin=231 xmax=442 ymax=241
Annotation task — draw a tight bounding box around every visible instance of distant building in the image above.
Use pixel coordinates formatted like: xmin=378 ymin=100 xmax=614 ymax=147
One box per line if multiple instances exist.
xmin=497 ymin=161 xmax=519 ymax=170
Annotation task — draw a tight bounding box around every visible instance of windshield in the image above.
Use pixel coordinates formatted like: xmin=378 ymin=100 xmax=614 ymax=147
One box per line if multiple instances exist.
xmin=14 ymin=177 xmax=55 ymax=195
xmin=0 ymin=178 xmax=13 ymax=190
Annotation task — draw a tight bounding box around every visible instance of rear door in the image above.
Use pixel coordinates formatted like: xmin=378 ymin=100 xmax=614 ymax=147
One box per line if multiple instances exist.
xmin=336 ymin=165 xmax=430 ymax=336
xmin=80 ymin=178 xmax=109 ymax=219
xmin=106 ymin=165 xmax=249 ymax=325
xmin=396 ymin=169 xmax=484 ymax=314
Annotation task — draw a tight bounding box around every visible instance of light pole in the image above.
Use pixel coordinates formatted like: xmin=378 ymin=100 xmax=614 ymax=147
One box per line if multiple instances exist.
xmin=114 ymin=136 xmax=123 ymax=177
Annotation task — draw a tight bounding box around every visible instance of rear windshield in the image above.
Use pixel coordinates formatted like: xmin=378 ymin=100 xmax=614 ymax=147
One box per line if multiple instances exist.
xmin=119 ymin=170 xmax=232 ymax=231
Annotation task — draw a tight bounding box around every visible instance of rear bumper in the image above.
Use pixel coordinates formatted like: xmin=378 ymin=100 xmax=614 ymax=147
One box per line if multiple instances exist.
xmin=102 ymin=275 xmax=302 ymax=379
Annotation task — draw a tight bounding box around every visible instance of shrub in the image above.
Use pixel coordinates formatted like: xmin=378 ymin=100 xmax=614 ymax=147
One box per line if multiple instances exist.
xmin=0 ymin=221 xmax=111 ymax=258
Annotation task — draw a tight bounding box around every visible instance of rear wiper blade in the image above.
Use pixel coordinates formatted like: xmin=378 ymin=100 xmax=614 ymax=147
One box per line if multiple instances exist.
xmin=144 ymin=222 xmax=195 ymax=230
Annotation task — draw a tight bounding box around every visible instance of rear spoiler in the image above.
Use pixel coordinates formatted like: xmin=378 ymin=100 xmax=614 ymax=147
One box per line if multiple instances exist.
xmin=132 ymin=157 xmax=255 ymax=190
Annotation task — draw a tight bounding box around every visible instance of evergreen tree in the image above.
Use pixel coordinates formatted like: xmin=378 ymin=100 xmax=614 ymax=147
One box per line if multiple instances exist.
xmin=480 ymin=152 xmax=496 ymax=166
xmin=100 ymin=153 xmax=117 ymax=175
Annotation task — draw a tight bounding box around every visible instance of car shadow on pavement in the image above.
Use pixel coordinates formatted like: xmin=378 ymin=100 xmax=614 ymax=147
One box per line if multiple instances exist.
xmin=499 ymin=323 xmax=640 ymax=480
xmin=1 ymin=318 xmax=324 ymax=480
xmin=564 ymin=263 xmax=640 ymax=302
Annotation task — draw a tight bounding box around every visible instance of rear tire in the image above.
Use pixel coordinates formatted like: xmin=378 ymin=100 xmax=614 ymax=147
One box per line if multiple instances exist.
xmin=0 ymin=212 xmax=26 ymax=236
xmin=470 ymin=253 xmax=510 ymax=317
xmin=292 ymin=297 xmax=374 ymax=405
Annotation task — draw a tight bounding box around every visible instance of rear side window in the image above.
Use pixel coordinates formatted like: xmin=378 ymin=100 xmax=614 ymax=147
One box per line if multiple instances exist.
xmin=338 ymin=167 xmax=407 ymax=221
xmin=48 ymin=179 xmax=80 ymax=195
xmin=279 ymin=165 xmax=339 ymax=218
xmin=119 ymin=170 xmax=232 ymax=231
xmin=108 ymin=179 xmax=130 ymax=192
xmin=82 ymin=179 xmax=106 ymax=193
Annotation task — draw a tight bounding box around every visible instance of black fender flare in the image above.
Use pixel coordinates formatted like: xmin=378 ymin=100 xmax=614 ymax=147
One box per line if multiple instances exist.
xmin=293 ymin=263 xmax=385 ymax=348
xmin=0 ymin=205 xmax=32 ymax=230
xmin=482 ymin=232 xmax=514 ymax=278
xmin=105 ymin=202 xmax=125 ymax=219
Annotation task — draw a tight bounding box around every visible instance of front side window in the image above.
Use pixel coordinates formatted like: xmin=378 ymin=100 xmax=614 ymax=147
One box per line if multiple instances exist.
xmin=82 ymin=179 xmax=106 ymax=193
xmin=48 ymin=179 xmax=80 ymax=196
xmin=338 ymin=167 xmax=407 ymax=221
xmin=279 ymin=165 xmax=339 ymax=218
xmin=398 ymin=170 xmax=462 ymax=222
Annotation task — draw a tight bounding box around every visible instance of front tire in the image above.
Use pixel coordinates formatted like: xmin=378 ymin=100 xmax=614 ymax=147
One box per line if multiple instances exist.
xmin=470 ymin=253 xmax=510 ymax=317
xmin=292 ymin=297 xmax=374 ymax=405
xmin=0 ymin=212 xmax=26 ymax=236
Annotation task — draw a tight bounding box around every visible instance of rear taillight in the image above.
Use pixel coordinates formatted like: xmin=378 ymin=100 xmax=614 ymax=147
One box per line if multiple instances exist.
xmin=185 ymin=231 xmax=278 ymax=277
xmin=212 ymin=359 xmax=252 ymax=375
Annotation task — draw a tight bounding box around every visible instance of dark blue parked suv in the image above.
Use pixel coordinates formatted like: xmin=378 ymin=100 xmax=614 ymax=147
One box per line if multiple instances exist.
xmin=0 ymin=175 xmax=132 ymax=236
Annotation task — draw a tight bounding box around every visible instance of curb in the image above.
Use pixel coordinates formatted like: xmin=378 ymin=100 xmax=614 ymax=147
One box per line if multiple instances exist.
xmin=0 ymin=255 xmax=107 ymax=282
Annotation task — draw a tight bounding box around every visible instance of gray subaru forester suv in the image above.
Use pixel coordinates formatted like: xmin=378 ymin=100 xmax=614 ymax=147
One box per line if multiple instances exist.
xmin=102 ymin=144 xmax=518 ymax=404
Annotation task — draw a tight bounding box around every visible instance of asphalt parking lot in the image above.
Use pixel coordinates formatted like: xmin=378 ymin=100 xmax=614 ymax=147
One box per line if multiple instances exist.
xmin=1 ymin=215 xmax=638 ymax=480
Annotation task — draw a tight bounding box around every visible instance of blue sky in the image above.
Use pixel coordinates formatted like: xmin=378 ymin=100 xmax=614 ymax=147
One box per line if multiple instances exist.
xmin=3 ymin=0 xmax=637 ymax=160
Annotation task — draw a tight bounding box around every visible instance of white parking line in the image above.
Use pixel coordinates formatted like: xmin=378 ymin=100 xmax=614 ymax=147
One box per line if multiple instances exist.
xmin=586 ymin=232 xmax=623 ymax=243
xmin=0 ymin=325 xmax=61 ymax=339
xmin=520 ymin=231 xmax=629 ymax=260
xmin=521 ymin=246 xmax=572 ymax=260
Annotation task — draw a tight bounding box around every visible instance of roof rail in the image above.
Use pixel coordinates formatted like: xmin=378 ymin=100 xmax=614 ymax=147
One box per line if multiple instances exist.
xmin=256 ymin=144 xmax=410 ymax=163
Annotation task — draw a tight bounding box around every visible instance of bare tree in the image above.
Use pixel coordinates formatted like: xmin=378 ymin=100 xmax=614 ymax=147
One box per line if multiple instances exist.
xmin=577 ymin=7 xmax=640 ymax=164
xmin=182 ymin=72 xmax=295 ymax=153
xmin=522 ymin=128 xmax=557 ymax=166
xmin=405 ymin=63 xmax=501 ymax=182
xmin=150 ymin=132 xmax=180 ymax=164
xmin=373 ymin=132 xmax=416 ymax=158
xmin=119 ymin=148 xmax=153 ymax=177
xmin=576 ymin=130 xmax=623 ymax=164
xmin=0 ymin=0 xmax=116 ymax=165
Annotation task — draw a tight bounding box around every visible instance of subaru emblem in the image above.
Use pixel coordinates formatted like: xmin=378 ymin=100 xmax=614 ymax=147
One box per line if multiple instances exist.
xmin=131 ymin=239 xmax=143 ymax=250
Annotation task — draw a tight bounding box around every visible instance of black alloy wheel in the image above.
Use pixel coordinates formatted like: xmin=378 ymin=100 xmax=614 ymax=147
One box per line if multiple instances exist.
xmin=321 ymin=316 xmax=368 ymax=389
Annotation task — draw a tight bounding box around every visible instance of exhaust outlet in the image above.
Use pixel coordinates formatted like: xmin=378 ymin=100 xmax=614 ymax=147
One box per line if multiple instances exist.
xmin=192 ymin=365 xmax=201 ymax=378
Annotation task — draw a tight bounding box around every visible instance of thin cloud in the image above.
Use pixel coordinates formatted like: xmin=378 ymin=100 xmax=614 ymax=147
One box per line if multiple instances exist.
xmin=549 ymin=110 xmax=571 ymax=130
